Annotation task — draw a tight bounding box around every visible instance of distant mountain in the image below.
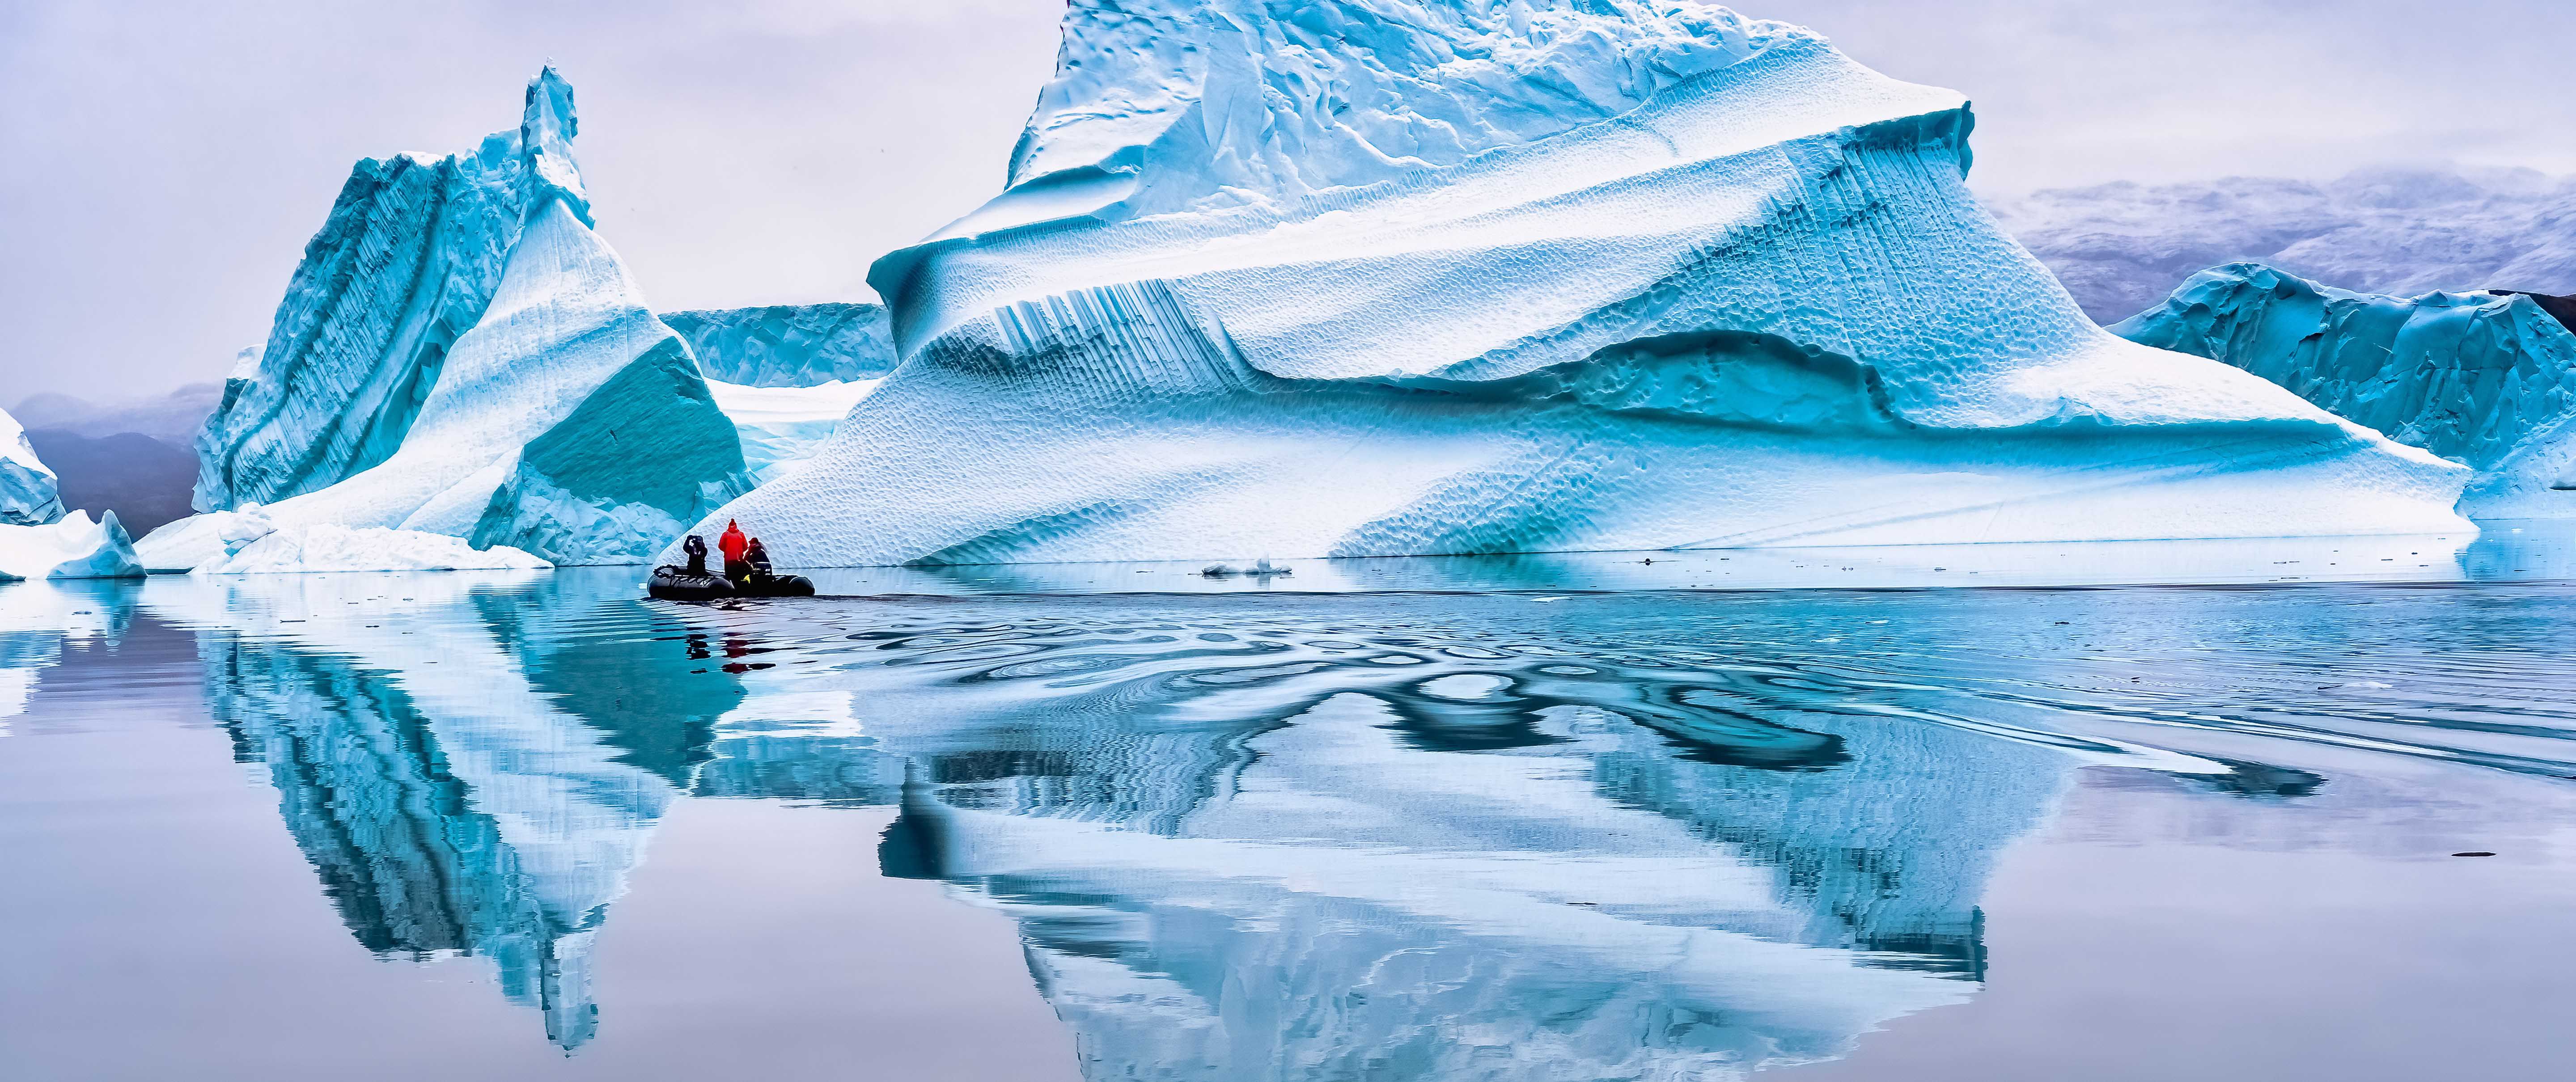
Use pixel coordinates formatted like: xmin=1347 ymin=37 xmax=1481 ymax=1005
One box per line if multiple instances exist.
xmin=20 ymin=430 xmax=199 ymax=535
xmin=1992 ymin=166 xmax=2576 ymax=324
xmin=10 ymin=382 xmax=221 ymax=535
xmin=10 ymin=382 xmax=223 ymax=444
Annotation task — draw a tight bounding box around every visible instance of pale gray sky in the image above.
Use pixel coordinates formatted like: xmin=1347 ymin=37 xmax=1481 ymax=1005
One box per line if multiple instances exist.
xmin=4 ymin=0 xmax=2569 ymax=400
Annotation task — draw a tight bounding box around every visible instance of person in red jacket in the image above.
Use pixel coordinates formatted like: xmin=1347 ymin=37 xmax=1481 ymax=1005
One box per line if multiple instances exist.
xmin=718 ymin=520 xmax=750 ymax=585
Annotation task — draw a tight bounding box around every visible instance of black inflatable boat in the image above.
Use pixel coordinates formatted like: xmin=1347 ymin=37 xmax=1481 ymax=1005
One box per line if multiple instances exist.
xmin=648 ymin=566 xmax=816 ymax=601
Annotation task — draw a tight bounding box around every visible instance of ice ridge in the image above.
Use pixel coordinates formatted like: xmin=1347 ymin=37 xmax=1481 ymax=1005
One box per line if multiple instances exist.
xmin=2116 ymin=263 xmax=2576 ymax=518
xmin=674 ymin=2 xmax=2466 ymax=568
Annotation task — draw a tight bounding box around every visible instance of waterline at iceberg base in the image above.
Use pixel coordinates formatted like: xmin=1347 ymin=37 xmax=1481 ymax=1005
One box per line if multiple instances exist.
xmin=678 ymin=2 xmax=2468 ymax=569
xmin=4 ymin=566 xmax=2570 ymax=1078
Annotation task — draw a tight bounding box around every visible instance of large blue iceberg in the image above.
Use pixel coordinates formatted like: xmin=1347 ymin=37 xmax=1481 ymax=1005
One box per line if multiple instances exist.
xmin=150 ymin=69 xmax=748 ymax=569
xmin=2117 ymin=263 xmax=2576 ymax=518
xmin=675 ymin=0 xmax=2467 ymax=569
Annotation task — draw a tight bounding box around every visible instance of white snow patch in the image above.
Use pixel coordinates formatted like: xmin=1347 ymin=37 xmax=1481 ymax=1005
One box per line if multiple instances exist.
xmin=194 ymin=524 xmax=550 ymax=575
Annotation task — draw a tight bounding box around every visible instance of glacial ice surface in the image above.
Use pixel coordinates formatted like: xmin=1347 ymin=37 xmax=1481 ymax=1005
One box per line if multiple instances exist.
xmin=676 ymin=0 xmax=2466 ymax=569
xmin=662 ymin=304 xmax=896 ymax=388
xmin=2117 ymin=263 xmax=2576 ymax=518
xmin=151 ymin=68 xmax=747 ymax=568
xmin=1993 ymin=166 xmax=2576 ymax=325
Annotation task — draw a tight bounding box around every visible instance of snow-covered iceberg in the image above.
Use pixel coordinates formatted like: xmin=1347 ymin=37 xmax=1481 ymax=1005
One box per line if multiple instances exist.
xmin=154 ymin=68 xmax=747 ymax=569
xmin=675 ymin=1 xmax=2467 ymax=569
xmin=1993 ymin=166 xmax=2576 ymax=325
xmin=2117 ymin=263 xmax=2576 ymax=518
xmin=662 ymin=303 xmax=895 ymax=388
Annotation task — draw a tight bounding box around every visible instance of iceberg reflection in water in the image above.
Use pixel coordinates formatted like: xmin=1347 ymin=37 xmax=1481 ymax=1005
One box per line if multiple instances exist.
xmin=2 ymin=553 xmax=2571 ymax=1078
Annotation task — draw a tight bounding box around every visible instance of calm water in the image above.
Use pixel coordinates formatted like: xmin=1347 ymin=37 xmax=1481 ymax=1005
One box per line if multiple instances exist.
xmin=4 ymin=541 xmax=2573 ymax=1080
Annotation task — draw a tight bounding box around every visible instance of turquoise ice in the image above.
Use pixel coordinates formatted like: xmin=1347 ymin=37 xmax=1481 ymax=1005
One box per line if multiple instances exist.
xmin=2118 ymin=262 xmax=2576 ymax=518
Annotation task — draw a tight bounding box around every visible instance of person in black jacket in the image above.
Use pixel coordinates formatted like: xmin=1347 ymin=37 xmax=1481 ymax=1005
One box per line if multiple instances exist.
xmin=681 ymin=534 xmax=711 ymax=577
xmin=743 ymin=537 xmax=775 ymax=587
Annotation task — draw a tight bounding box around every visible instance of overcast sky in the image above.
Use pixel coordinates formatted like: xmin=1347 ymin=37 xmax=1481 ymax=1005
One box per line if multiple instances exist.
xmin=4 ymin=0 xmax=2569 ymax=401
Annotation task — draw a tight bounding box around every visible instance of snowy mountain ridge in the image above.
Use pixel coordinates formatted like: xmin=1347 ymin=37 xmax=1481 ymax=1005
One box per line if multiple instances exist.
xmin=1994 ymin=165 xmax=2576 ymax=324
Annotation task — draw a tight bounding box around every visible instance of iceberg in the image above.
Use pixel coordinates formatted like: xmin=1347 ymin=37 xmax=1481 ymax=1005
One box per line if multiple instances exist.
xmin=0 ymin=406 xmax=141 ymax=579
xmin=2117 ymin=263 xmax=2576 ymax=518
xmin=662 ymin=303 xmax=896 ymax=388
xmin=1 ymin=406 xmax=64 ymax=526
xmin=1993 ymin=166 xmax=2576 ymax=325
xmin=0 ymin=511 xmax=144 ymax=581
xmin=153 ymin=68 xmax=748 ymax=569
xmin=672 ymin=0 xmax=2468 ymax=569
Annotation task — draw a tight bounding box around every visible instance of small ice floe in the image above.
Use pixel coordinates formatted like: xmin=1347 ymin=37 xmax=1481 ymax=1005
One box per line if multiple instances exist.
xmin=1201 ymin=557 xmax=1293 ymax=579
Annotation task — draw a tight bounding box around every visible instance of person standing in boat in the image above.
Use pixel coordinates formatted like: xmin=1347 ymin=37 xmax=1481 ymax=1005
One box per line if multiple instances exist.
xmin=719 ymin=520 xmax=751 ymax=585
xmin=681 ymin=533 xmax=711 ymax=577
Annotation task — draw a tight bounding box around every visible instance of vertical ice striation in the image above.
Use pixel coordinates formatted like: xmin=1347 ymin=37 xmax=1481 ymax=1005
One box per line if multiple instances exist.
xmin=152 ymin=69 xmax=747 ymax=568
xmin=679 ymin=1 xmax=2468 ymax=570
xmin=2117 ymin=263 xmax=2576 ymax=518
xmin=195 ymin=71 xmax=593 ymax=513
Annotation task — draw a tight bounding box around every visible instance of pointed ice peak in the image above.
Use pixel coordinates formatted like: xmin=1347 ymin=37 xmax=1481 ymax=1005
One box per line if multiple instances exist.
xmin=521 ymin=65 xmax=589 ymax=226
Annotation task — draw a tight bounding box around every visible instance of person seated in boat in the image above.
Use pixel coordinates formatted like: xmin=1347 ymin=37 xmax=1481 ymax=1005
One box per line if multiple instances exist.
xmin=680 ymin=534 xmax=711 ymax=577
xmin=719 ymin=520 xmax=750 ymax=585
xmin=744 ymin=537 xmax=775 ymax=586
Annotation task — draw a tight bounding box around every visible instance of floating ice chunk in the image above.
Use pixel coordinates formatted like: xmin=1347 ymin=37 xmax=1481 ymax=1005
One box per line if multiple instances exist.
xmin=194 ymin=524 xmax=550 ymax=575
xmin=2117 ymin=263 xmax=2576 ymax=518
xmin=675 ymin=2 xmax=2467 ymax=569
xmin=0 ymin=511 xmax=142 ymax=580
